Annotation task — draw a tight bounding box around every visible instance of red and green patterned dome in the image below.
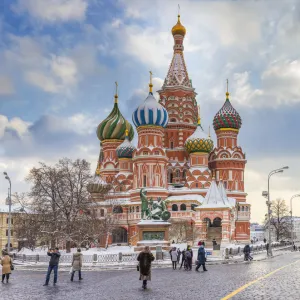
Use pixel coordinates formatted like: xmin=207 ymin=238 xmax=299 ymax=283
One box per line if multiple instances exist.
xmin=213 ymin=92 xmax=242 ymax=131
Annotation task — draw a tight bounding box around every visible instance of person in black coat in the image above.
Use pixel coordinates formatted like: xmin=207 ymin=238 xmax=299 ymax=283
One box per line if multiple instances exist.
xmin=195 ymin=246 xmax=207 ymax=272
xmin=243 ymin=244 xmax=253 ymax=261
xmin=179 ymin=249 xmax=186 ymax=269
xmin=137 ymin=246 xmax=155 ymax=289
xmin=43 ymin=247 xmax=61 ymax=286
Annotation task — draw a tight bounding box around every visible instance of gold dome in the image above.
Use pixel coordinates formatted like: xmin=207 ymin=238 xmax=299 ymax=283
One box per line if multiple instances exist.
xmin=171 ymin=15 xmax=186 ymax=36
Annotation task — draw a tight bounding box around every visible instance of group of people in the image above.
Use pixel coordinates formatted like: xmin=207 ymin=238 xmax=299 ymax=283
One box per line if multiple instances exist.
xmin=169 ymin=246 xmax=194 ymax=270
xmin=138 ymin=244 xmax=208 ymax=289
xmin=43 ymin=247 xmax=83 ymax=286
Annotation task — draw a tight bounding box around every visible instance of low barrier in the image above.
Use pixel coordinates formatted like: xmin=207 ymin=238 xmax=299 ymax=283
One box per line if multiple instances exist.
xmin=223 ymin=241 xmax=295 ymax=259
xmin=14 ymin=251 xmax=171 ymax=264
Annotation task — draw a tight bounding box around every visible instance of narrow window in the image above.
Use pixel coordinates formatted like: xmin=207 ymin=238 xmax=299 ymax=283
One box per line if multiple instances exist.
xmin=143 ymin=175 xmax=147 ymax=187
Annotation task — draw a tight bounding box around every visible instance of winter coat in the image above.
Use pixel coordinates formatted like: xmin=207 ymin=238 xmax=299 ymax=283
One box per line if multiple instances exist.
xmin=170 ymin=250 xmax=178 ymax=262
xmin=137 ymin=251 xmax=155 ymax=281
xmin=1 ymin=255 xmax=12 ymax=275
xmin=243 ymin=245 xmax=251 ymax=254
xmin=47 ymin=251 xmax=61 ymax=266
xmin=72 ymin=252 xmax=83 ymax=271
xmin=185 ymin=249 xmax=193 ymax=260
xmin=197 ymin=247 xmax=206 ymax=264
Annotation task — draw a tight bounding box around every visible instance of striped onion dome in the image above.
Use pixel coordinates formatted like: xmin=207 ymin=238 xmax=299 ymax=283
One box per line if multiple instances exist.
xmin=97 ymin=94 xmax=134 ymax=141
xmin=116 ymin=129 xmax=136 ymax=159
xmin=185 ymin=118 xmax=214 ymax=154
xmin=87 ymin=173 xmax=111 ymax=194
xmin=132 ymin=92 xmax=168 ymax=128
xmin=213 ymin=92 xmax=242 ymax=131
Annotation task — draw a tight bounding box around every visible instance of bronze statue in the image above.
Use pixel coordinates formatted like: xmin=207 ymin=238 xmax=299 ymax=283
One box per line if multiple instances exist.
xmin=139 ymin=189 xmax=170 ymax=221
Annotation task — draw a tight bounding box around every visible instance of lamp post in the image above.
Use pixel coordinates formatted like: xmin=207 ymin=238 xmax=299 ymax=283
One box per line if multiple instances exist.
xmin=3 ymin=172 xmax=12 ymax=254
xmin=290 ymin=194 xmax=300 ymax=248
xmin=265 ymin=166 xmax=289 ymax=257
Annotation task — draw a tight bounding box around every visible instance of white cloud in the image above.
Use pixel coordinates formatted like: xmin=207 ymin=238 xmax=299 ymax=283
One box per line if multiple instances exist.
xmin=13 ymin=0 xmax=88 ymax=23
xmin=0 ymin=76 xmax=14 ymax=95
xmin=0 ymin=115 xmax=30 ymax=138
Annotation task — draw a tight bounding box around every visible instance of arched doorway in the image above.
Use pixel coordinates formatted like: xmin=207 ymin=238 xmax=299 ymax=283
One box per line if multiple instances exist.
xmin=203 ymin=217 xmax=212 ymax=227
xmin=112 ymin=227 xmax=128 ymax=244
xmin=212 ymin=217 xmax=222 ymax=227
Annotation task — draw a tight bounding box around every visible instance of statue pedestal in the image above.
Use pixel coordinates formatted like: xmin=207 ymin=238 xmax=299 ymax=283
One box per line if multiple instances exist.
xmin=134 ymin=220 xmax=171 ymax=252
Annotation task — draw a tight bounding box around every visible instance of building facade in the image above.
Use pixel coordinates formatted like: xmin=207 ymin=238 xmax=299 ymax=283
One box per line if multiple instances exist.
xmin=89 ymin=14 xmax=251 ymax=247
xmin=0 ymin=205 xmax=22 ymax=250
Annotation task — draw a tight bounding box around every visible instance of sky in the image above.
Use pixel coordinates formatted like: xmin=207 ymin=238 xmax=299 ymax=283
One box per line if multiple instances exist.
xmin=0 ymin=0 xmax=299 ymax=223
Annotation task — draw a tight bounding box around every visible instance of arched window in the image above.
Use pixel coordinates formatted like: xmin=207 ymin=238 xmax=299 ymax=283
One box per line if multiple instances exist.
xmin=245 ymin=206 xmax=248 ymax=212
xmin=170 ymin=141 xmax=174 ymax=149
xmin=172 ymin=204 xmax=178 ymax=211
xmin=180 ymin=204 xmax=186 ymax=211
xmin=136 ymin=206 xmax=140 ymax=212
xmin=113 ymin=206 xmax=123 ymax=214
xmin=170 ymin=118 xmax=176 ymax=122
xmin=242 ymin=206 xmax=245 ymax=211
xmin=143 ymin=175 xmax=147 ymax=187
xmin=132 ymin=206 xmax=135 ymax=213
xmin=182 ymin=169 xmax=187 ymax=179
xmin=176 ymin=169 xmax=180 ymax=178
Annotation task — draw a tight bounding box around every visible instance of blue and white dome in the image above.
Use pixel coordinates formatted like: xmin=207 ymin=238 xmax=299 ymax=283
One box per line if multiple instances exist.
xmin=132 ymin=92 xmax=169 ymax=128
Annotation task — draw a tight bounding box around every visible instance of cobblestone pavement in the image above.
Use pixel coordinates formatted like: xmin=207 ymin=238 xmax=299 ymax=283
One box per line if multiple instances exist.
xmin=1 ymin=252 xmax=300 ymax=300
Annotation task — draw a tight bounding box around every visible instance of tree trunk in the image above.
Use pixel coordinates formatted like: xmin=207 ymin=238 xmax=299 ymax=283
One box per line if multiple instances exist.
xmin=51 ymin=239 xmax=56 ymax=248
xmin=66 ymin=240 xmax=71 ymax=253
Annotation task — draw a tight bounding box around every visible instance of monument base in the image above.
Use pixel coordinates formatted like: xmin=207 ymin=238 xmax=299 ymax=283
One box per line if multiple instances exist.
xmin=134 ymin=220 xmax=171 ymax=252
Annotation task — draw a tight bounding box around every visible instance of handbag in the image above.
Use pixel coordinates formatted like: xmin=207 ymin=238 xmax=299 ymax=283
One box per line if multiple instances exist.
xmin=136 ymin=265 xmax=140 ymax=272
xmin=10 ymin=259 xmax=14 ymax=271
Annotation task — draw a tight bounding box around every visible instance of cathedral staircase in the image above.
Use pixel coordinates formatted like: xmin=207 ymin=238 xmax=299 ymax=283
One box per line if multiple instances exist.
xmin=205 ymin=227 xmax=222 ymax=248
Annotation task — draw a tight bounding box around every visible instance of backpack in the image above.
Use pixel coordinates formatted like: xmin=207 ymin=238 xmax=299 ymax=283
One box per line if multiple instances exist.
xmin=185 ymin=250 xmax=192 ymax=259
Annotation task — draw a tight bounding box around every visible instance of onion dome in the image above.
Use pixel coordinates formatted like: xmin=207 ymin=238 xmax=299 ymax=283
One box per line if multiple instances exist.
xmin=97 ymin=83 xmax=134 ymax=141
xmin=116 ymin=129 xmax=136 ymax=159
xmin=185 ymin=114 xmax=214 ymax=154
xmin=213 ymin=90 xmax=242 ymax=131
xmin=87 ymin=169 xmax=111 ymax=194
xmin=132 ymin=72 xmax=168 ymax=128
xmin=172 ymin=14 xmax=186 ymax=37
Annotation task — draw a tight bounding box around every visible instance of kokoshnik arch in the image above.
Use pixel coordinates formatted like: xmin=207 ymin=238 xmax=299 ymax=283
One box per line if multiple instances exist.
xmin=88 ymin=14 xmax=250 ymax=247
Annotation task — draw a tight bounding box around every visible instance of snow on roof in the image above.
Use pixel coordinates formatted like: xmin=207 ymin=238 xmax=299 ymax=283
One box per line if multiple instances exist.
xmin=0 ymin=204 xmax=24 ymax=213
xmin=166 ymin=194 xmax=204 ymax=203
xmin=138 ymin=220 xmax=171 ymax=225
xmin=201 ymin=180 xmax=231 ymax=208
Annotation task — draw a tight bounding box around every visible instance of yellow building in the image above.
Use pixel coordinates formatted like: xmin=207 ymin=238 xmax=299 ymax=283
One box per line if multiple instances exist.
xmin=0 ymin=205 xmax=23 ymax=250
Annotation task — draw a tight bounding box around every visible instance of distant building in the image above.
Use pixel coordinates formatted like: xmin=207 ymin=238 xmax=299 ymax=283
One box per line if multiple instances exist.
xmin=250 ymin=223 xmax=265 ymax=241
xmin=0 ymin=205 xmax=24 ymax=250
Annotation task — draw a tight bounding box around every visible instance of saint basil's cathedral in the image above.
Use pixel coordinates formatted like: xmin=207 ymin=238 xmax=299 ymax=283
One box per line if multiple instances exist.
xmin=88 ymin=14 xmax=251 ymax=247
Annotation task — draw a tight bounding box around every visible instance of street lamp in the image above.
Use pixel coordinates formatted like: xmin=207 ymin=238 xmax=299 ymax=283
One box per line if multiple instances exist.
xmin=265 ymin=166 xmax=289 ymax=257
xmin=3 ymin=172 xmax=12 ymax=254
xmin=290 ymin=194 xmax=300 ymax=248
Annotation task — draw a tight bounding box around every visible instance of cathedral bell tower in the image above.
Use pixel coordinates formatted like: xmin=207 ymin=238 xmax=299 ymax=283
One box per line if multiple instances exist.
xmin=157 ymin=14 xmax=198 ymax=185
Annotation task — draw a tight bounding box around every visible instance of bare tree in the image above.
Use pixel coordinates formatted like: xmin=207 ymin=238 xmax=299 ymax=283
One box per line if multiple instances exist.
xmin=267 ymin=198 xmax=292 ymax=241
xmin=24 ymin=158 xmax=93 ymax=251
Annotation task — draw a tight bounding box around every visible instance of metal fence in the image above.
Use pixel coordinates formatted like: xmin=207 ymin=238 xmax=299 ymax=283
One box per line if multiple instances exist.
xmin=14 ymin=251 xmax=170 ymax=264
xmin=223 ymin=241 xmax=294 ymax=258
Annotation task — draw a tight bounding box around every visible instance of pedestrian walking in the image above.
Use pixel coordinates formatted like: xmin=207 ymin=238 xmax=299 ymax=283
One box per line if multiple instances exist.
xmin=43 ymin=247 xmax=61 ymax=286
xmin=195 ymin=245 xmax=207 ymax=272
xmin=170 ymin=247 xmax=178 ymax=270
xmin=179 ymin=249 xmax=186 ymax=269
xmin=243 ymin=244 xmax=253 ymax=261
xmin=71 ymin=248 xmax=83 ymax=281
xmin=1 ymin=250 xmax=13 ymax=283
xmin=137 ymin=246 xmax=155 ymax=290
xmin=177 ymin=248 xmax=181 ymax=263
xmin=185 ymin=245 xmax=193 ymax=271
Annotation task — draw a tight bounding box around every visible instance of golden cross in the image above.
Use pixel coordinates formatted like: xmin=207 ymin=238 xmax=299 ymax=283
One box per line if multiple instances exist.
xmin=178 ymin=4 xmax=180 ymax=15
xmin=149 ymin=71 xmax=152 ymax=84
xmin=226 ymin=79 xmax=229 ymax=93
